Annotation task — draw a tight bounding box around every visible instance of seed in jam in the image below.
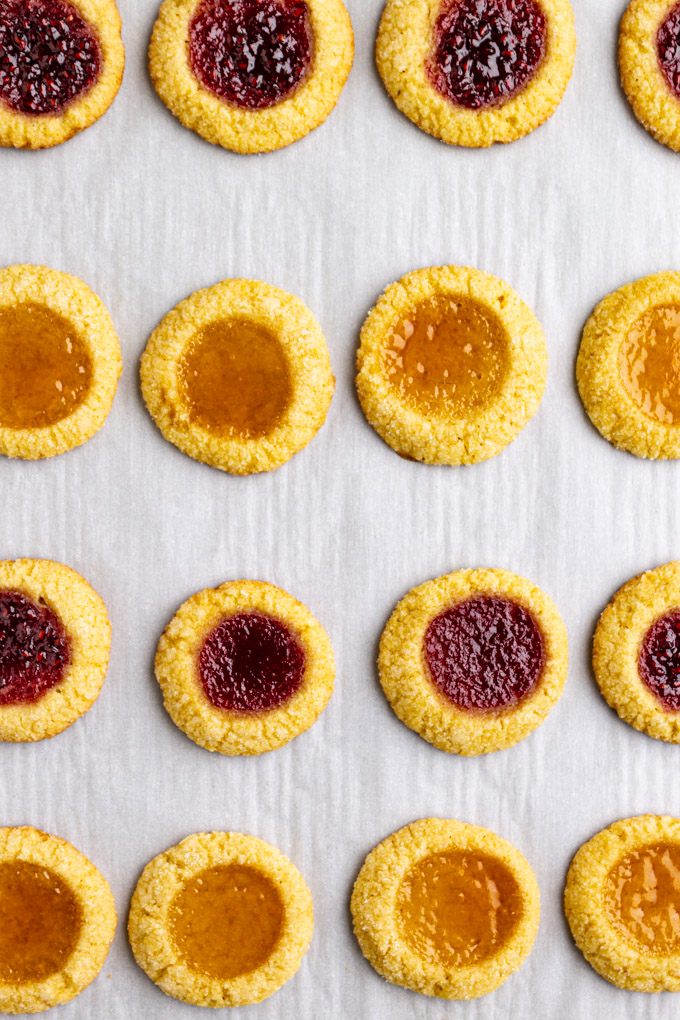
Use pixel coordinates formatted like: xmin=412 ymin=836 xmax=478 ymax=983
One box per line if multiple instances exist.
xmin=427 ymin=0 xmax=547 ymax=110
xmin=383 ymin=294 xmax=509 ymax=419
xmin=199 ymin=611 xmax=305 ymax=713
xmin=0 ymin=589 xmax=70 ymax=706
xmin=424 ymin=595 xmax=545 ymax=712
xmin=397 ymin=850 xmax=522 ymax=967
xmin=169 ymin=864 xmax=284 ymax=979
xmin=619 ymin=305 xmax=680 ymax=426
xmin=189 ymin=0 xmax=313 ymax=111
xmin=638 ymin=609 xmax=680 ymax=711
xmin=0 ymin=0 xmax=101 ymax=116
xmin=0 ymin=302 xmax=92 ymax=430
xmin=605 ymin=842 xmax=680 ymax=955
xmin=178 ymin=319 xmax=293 ymax=439
xmin=658 ymin=3 xmax=680 ymax=101
xmin=0 ymin=861 xmax=82 ymax=983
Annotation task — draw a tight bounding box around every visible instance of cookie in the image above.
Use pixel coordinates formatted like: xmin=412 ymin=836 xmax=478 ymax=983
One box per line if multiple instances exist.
xmin=0 ymin=264 xmax=121 ymax=460
xmin=620 ymin=0 xmax=680 ymax=151
xmin=356 ymin=266 xmax=548 ymax=465
xmin=0 ymin=826 xmax=116 ymax=1014
xmin=376 ymin=0 xmax=575 ymax=147
xmin=141 ymin=278 xmax=334 ymax=475
xmin=565 ymin=815 xmax=680 ymax=992
xmin=0 ymin=558 xmax=111 ymax=742
xmin=577 ymin=272 xmax=680 ymax=459
xmin=0 ymin=0 xmax=124 ymax=149
xmin=155 ymin=579 xmax=334 ymax=755
xmin=351 ymin=818 xmax=540 ymax=1000
xmin=129 ymin=831 xmax=313 ymax=1008
xmin=149 ymin=0 xmax=353 ymax=153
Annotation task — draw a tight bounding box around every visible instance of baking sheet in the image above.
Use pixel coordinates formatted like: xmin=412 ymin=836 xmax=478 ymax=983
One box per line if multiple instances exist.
xmin=2 ymin=0 xmax=680 ymax=1016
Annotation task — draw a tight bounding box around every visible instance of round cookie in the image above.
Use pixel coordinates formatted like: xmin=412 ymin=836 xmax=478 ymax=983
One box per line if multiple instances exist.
xmin=620 ymin=0 xmax=680 ymax=152
xmin=155 ymin=579 xmax=334 ymax=755
xmin=0 ymin=0 xmax=124 ymax=149
xmin=565 ymin=815 xmax=680 ymax=991
xmin=129 ymin=831 xmax=313 ymax=1008
xmin=141 ymin=278 xmax=334 ymax=475
xmin=0 ymin=558 xmax=111 ymax=742
xmin=577 ymin=272 xmax=680 ymax=459
xmin=0 ymin=826 xmax=116 ymax=1014
xmin=149 ymin=0 xmax=354 ymax=154
xmin=351 ymin=818 xmax=540 ymax=1000
xmin=0 ymin=264 xmax=121 ymax=460
xmin=356 ymin=266 xmax=548 ymax=465
xmin=379 ymin=568 xmax=568 ymax=755
xmin=376 ymin=0 xmax=576 ymax=148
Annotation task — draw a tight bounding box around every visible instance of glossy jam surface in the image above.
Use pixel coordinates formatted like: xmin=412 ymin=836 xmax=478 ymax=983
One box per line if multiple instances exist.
xmin=425 ymin=595 xmax=545 ymax=712
xmin=639 ymin=609 xmax=680 ymax=711
xmin=606 ymin=843 xmax=680 ymax=955
xmin=179 ymin=319 xmax=292 ymax=439
xmin=427 ymin=0 xmax=547 ymax=110
xmin=0 ymin=0 xmax=100 ymax=115
xmin=189 ymin=0 xmax=312 ymax=111
xmin=619 ymin=305 xmax=680 ymax=426
xmin=0 ymin=861 xmax=81 ymax=983
xmin=169 ymin=864 xmax=284 ymax=979
xmin=0 ymin=303 xmax=92 ymax=430
xmin=383 ymin=294 xmax=509 ymax=419
xmin=199 ymin=611 xmax=305 ymax=713
xmin=0 ymin=590 xmax=70 ymax=706
xmin=397 ymin=849 xmax=522 ymax=967
xmin=658 ymin=3 xmax=680 ymax=101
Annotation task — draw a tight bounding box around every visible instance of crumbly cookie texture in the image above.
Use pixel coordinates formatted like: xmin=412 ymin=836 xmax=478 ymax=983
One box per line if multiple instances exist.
xmin=129 ymin=831 xmax=313 ymax=1008
xmin=351 ymin=818 xmax=540 ymax=1000
xmin=0 ymin=0 xmax=124 ymax=149
xmin=0 ymin=826 xmax=116 ymax=1014
xmin=0 ymin=264 xmax=121 ymax=460
xmin=378 ymin=568 xmax=568 ymax=755
xmin=376 ymin=0 xmax=575 ymax=147
xmin=577 ymin=272 xmax=680 ymax=459
xmin=149 ymin=0 xmax=353 ymax=153
xmin=565 ymin=815 xmax=680 ymax=991
xmin=356 ymin=265 xmax=547 ymax=465
xmin=141 ymin=278 xmax=334 ymax=475
xmin=0 ymin=559 xmax=111 ymax=742
xmin=593 ymin=561 xmax=680 ymax=742
xmin=155 ymin=579 xmax=334 ymax=755
xmin=620 ymin=0 xmax=680 ymax=151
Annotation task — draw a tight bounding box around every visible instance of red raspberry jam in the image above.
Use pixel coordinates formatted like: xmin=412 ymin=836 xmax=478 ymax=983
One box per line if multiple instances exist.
xmin=0 ymin=0 xmax=101 ymax=116
xmin=0 ymin=590 xmax=70 ymax=705
xmin=658 ymin=3 xmax=680 ymax=101
xmin=427 ymin=0 xmax=547 ymax=110
xmin=639 ymin=609 xmax=680 ymax=711
xmin=424 ymin=595 xmax=545 ymax=712
xmin=189 ymin=0 xmax=312 ymax=111
xmin=199 ymin=611 xmax=305 ymax=713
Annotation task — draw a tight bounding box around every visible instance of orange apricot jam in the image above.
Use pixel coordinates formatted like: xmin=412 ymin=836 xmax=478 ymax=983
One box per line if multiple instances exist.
xmin=605 ymin=842 xmax=680 ymax=955
xmin=619 ymin=305 xmax=680 ymax=425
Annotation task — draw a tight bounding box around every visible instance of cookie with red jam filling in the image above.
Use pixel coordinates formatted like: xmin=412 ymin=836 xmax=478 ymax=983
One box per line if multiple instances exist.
xmin=620 ymin=0 xmax=680 ymax=151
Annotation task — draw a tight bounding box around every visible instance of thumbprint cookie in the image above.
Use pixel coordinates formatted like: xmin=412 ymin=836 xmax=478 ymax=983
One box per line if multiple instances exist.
xmin=620 ymin=0 xmax=680 ymax=152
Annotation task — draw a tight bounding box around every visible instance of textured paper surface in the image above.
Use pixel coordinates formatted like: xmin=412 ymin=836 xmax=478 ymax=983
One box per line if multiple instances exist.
xmin=1 ymin=0 xmax=680 ymax=1016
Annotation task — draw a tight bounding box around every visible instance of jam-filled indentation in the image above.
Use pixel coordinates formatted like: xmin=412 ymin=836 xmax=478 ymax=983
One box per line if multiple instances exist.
xmin=606 ymin=842 xmax=680 ymax=955
xmin=658 ymin=2 xmax=680 ymax=102
xmin=0 ymin=589 xmax=70 ymax=706
xmin=619 ymin=304 xmax=680 ymax=426
xmin=639 ymin=608 xmax=680 ymax=711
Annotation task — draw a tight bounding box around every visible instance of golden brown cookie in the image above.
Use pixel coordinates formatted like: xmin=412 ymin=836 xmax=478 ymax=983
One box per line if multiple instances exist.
xmin=0 ymin=0 xmax=124 ymax=149
xmin=0 ymin=825 xmax=116 ymax=1014
xmin=129 ymin=831 xmax=313 ymax=1008
xmin=578 ymin=272 xmax=680 ymax=459
xmin=565 ymin=815 xmax=680 ymax=991
xmin=141 ymin=278 xmax=334 ymax=475
xmin=0 ymin=558 xmax=111 ymax=742
xmin=356 ymin=266 xmax=548 ymax=465
xmin=620 ymin=0 xmax=680 ymax=152
xmin=155 ymin=579 xmax=334 ymax=755
xmin=351 ymin=818 xmax=540 ymax=1000
xmin=376 ymin=0 xmax=575 ymax=147
xmin=149 ymin=0 xmax=353 ymax=154
xmin=378 ymin=569 xmax=568 ymax=755
xmin=0 ymin=264 xmax=121 ymax=460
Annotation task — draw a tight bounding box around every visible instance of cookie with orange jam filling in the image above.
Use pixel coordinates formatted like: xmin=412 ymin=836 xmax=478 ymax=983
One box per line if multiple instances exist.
xmin=620 ymin=0 xmax=680 ymax=152
xmin=351 ymin=818 xmax=540 ymax=1000
xmin=141 ymin=278 xmax=334 ymax=475
xmin=0 ymin=826 xmax=116 ymax=1014
xmin=356 ymin=266 xmax=548 ymax=465
xmin=128 ymin=831 xmax=313 ymax=1008
xmin=565 ymin=815 xmax=680 ymax=991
